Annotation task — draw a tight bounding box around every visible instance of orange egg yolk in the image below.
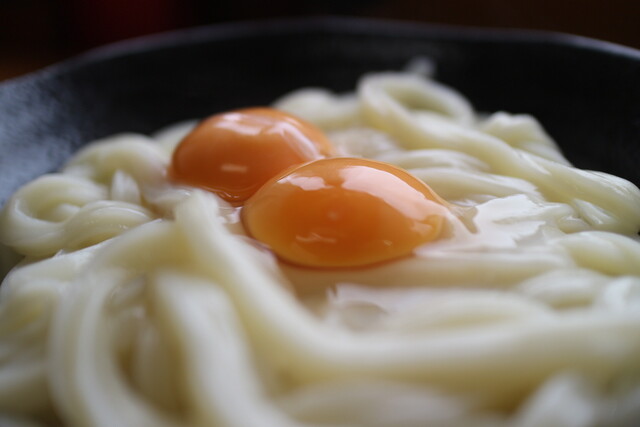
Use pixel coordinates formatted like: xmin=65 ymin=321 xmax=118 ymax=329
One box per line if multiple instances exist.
xmin=242 ymin=158 xmax=449 ymax=268
xmin=169 ymin=107 xmax=334 ymax=203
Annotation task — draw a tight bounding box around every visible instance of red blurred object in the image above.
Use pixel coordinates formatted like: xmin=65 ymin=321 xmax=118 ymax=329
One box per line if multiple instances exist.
xmin=1 ymin=0 xmax=640 ymax=83
xmin=64 ymin=0 xmax=193 ymax=48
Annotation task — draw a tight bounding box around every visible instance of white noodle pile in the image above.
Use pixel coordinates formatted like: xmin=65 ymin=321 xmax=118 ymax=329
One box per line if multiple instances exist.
xmin=0 ymin=70 xmax=639 ymax=427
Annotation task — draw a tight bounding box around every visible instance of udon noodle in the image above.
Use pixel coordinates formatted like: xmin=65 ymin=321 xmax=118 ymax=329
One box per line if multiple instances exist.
xmin=1 ymin=68 xmax=639 ymax=427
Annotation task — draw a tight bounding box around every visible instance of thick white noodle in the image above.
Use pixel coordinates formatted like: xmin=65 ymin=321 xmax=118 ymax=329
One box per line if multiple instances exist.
xmin=0 ymin=70 xmax=639 ymax=426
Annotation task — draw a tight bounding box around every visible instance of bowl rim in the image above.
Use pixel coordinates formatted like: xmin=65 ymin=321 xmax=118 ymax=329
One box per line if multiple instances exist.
xmin=2 ymin=16 xmax=640 ymax=89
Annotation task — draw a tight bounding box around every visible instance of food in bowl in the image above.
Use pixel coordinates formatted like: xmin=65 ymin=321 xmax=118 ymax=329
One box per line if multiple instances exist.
xmin=0 ymin=67 xmax=639 ymax=426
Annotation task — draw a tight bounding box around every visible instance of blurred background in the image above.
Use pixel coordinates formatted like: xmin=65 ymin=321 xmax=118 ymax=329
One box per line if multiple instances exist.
xmin=1 ymin=0 xmax=639 ymax=82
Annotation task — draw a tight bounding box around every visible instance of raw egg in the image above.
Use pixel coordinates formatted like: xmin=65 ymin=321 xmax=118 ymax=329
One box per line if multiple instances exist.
xmin=242 ymin=157 xmax=449 ymax=268
xmin=169 ymin=108 xmax=334 ymax=203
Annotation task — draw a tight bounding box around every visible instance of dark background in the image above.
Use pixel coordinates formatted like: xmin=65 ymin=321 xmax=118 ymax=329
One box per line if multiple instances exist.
xmin=1 ymin=0 xmax=640 ymax=82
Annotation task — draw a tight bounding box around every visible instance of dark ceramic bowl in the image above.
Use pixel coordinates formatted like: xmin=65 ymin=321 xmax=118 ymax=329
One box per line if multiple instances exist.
xmin=1 ymin=17 xmax=640 ymax=206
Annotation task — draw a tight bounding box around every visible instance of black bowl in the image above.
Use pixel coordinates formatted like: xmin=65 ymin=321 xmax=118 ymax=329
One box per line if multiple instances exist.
xmin=1 ymin=17 xmax=640 ymax=206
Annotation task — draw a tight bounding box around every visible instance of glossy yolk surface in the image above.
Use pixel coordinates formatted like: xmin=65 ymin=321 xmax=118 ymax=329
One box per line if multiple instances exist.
xmin=242 ymin=157 xmax=449 ymax=268
xmin=169 ymin=107 xmax=334 ymax=203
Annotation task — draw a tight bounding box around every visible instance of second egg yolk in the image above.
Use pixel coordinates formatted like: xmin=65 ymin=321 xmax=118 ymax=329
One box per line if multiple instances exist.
xmin=242 ymin=158 xmax=449 ymax=268
xmin=169 ymin=107 xmax=334 ymax=203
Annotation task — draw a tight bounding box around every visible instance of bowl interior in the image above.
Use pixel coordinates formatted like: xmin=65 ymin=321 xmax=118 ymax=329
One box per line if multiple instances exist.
xmin=1 ymin=18 xmax=639 ymax=206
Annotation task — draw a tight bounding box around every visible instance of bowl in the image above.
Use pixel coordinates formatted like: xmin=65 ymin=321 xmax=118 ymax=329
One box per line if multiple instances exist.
xmin=1 ymin=17 xmax=640 ymax=206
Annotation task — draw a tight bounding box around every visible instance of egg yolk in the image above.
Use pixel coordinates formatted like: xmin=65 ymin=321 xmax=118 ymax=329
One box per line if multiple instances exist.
xmin=242 ymin=157 xmax=449 ymax=268
xmin=169 ymin=107 xmax=334 ymax=203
